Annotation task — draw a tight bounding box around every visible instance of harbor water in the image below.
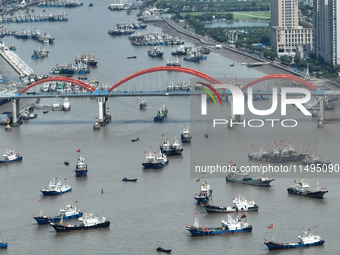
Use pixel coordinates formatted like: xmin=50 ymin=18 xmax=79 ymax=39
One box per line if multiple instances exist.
xmin=0 ymin=1 xmax=339 ymax=254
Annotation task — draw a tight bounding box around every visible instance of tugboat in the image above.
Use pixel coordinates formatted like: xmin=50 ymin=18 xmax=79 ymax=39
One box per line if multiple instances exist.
xmin=287 ymin=179 xmax=328 ymax=198
xmin=139 ymin=97 xmax=147 ymax=109
xmin=0 ymin=149 xmax=23 ymax=164
xmin=170 ymin=136 xmax=183 ymax=155
xmin=226 ymin=165 xmax=275 ymax=187
xmin=40 ymin=179 xmax=72 ymax=196
xmin=62 ymin=97 xmax=71 ymax=111
xmin=264 ymin=230 xmax=324 ymax=250
xmin=203 ymin=195 xmax=258 ymax=213
xmin=181 ymin=125 xmax=192 ymax=143
xmin=154 ymin=105 xmax=168 ymax=121
xmin=186 ymin=213 xmax=252 ymax=236
xmin=50 ymin=213 xmax=110 ymax=232
xmin=33 ymin=203 xmax=83 ymax=224
xmin=75 ymin=155 xmax=87 ymax=177
xmin=0 ymin=241 xmax=7 ymax=249
xmin=194 ymin=180 xmax=212 ymax=204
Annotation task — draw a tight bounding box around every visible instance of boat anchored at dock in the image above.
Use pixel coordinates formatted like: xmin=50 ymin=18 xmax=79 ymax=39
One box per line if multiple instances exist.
xmin=33 ymin=203 xmax=83 ymax=224
xmin=186 ymin=213 xmax=252 ymax=236
xmin=181 ymin=125 xmax=192 ymax=143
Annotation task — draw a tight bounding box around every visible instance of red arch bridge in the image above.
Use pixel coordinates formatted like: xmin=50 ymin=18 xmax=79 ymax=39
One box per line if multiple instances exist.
xmin=3 ymin=66 xmax=327 ymax=128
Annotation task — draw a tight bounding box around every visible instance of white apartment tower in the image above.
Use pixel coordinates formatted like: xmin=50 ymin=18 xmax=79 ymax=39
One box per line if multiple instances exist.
xmin=313 ymin=0 xmax=340 ymax=65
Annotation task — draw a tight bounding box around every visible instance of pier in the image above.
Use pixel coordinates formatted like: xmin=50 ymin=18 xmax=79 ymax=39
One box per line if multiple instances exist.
xmin=0 ymin=42 xmax=33 ymax=77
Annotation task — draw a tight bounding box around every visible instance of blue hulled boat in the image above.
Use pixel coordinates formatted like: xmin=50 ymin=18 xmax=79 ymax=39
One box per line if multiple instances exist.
xmin=75 ymin=155 xmax=87 ymax=176
xmin=33 ymin=203 xmax=83 ymax=224
xmin=0 ymin=149 xmax=23 ymax=165
xmin=40 ymin=179 xmax=72 ymax=196
xmin=194 ymin=180 xmax=212 ymax=204
xmin=0 ymin=241 xmax=7 ymax=248
xmin=186 ymin=213 xmax=252 ymax=236
xmin=154 ymin=105 xmax=168 ymax=121
xmin=264 ymin=230 xmax=324 ymax=250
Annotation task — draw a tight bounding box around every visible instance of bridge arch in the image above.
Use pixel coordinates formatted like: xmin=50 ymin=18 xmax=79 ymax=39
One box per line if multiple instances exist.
xmin=241 ymin=74 xmax=318 ymax=91
xmin=18 ymin=77 xmax=96 ymax=94
xmin=108 ymin=66 xmax=222 ymax=92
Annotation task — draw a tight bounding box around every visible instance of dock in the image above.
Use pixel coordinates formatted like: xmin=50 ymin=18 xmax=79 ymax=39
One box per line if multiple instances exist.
xmin=0 ymin=42 xmax=33 ymax=77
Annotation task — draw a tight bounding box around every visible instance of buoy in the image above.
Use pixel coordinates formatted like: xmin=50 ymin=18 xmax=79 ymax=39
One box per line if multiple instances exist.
xmin=5 ymin=118 xmax=12 ymax=131
xmin=93 ymin=116 xmax=100 ymax=130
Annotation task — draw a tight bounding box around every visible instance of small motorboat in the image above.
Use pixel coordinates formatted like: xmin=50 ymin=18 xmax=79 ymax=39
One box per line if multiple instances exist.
xmin=131 ymin=138 xmax=139 ymax=142
xmin=88 ymin=3 xmax=93 ymax=7
xmin=127 ymin=56 xmax=137 ymax=59
xmin=43 ymin=110 xmax=49 ymax=114
xmin=64 ymin=161 xmax=69 ymax=166
xmin=156 ymin=247 xmax=171 ymax=253
xmin=122 ymin=177 xmax=137 ymax=182
xmin=78 ymin=77 xmax=88 ymax=80
xmin=205 ymin=133 xmax=209 ymax=138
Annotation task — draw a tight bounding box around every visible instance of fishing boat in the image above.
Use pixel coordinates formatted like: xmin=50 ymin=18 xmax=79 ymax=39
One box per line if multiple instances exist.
xmin=75 ymin=155 xmax=87 ymax=177
xmin=139 ymin=97 xmax=147 ymax=109
xmin=154 ymin=105 xmax=168 ymax=121
xmin=166 ymin=58 xmax=180 ymax=66
xmin=0 ymin=241 xmax=7 ymax=249
xmin=0 ymin=149 xmax=23 ymax=165
xmin=170 ymin=136 xmax=183 ymax=155
xmin=131 ymin=138 xmax=139 ymax=142
xmin=142 ymin=152 xmax=156 ymax=168
xmin=62 ymin=97 xmax=71 ymax=111
xmin=153 ymin=152 xmax=169 ymax=169
xmin=156 ymin=247 xmax=171 ymax=253
xmin=264 ymin=230 xmax=324 ymax=250
xmin=203 ymin=195 xmax=258 ymax=213
xmin=122 ymin=177 xmax=137 ymax=182
xmin=181 ymin=125 xmax=192 ymax=143
xmin=31 ymin=48 xmax=49 ymax=58
xmin=147 ymin=47 xmax=164 ymax=57
xmin=226 ymin=165 xmax=275 ymax=187
xmin=40 ymin=179 xmax=72 ymax=196
xmin=194 ymin=180 xmax=212 ymax=204
xmin=186 ymin=213 xmax=252 ymax=236
xmin=33 ymin=203 xmax=83 ymax=224
xmin=301 ymin=154 xmax=331 ymax=167
xmin=50 ymin=213 xmax=110 ymax=232
xmin=287 ymin=179 xmax=328 ymax=198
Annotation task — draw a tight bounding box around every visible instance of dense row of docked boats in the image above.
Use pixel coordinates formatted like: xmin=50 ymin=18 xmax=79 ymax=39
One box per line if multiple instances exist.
xmin=37 ymin=0 xmax=83 ymax=8
xmin=0 ymin=28 xmax=55 ymax=43
xmin=129 ymin=32 xmax=184 ymax=46
xmin=0 ymin=12 xmax=68 ymax=23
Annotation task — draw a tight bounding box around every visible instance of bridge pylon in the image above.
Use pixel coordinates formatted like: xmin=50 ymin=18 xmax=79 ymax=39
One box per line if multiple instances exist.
xmin=97 ymin=97 xmax=109 ymax=126
xmin=11 ymin=99 xmax=21 ymax=127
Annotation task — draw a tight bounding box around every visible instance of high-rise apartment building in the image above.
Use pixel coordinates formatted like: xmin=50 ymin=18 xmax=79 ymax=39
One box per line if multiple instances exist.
xmin=313 ymin=0 xmax=340 ymax=65
xmin=270 ymin=0 xmax=313 ymax=57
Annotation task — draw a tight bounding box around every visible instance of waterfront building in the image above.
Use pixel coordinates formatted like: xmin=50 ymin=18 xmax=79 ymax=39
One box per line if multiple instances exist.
xmin=312 ymin=0 xmax=340 ymax=65
xmin=269 ymin=0 xmax=313 ymax=57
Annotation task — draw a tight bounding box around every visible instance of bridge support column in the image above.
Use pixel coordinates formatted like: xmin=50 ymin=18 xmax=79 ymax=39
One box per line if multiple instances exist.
xmin=97 ymin=97 xmax=109 ymax=126
xmin=11 ymin=99 xmax=21 ymax=127
xmin=317 ymin=97 xmax=324 ymax=128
